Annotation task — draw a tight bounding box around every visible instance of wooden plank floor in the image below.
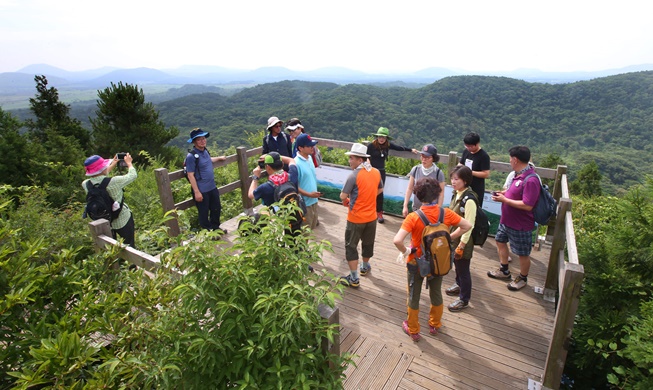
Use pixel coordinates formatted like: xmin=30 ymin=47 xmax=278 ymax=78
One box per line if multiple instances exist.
xmin=221 ymin=200 xmax=556 ymax=389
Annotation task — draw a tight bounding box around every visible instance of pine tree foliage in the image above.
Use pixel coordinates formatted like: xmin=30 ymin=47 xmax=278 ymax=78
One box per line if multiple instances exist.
xmin=91 ymin=82 xmax=179 ymax=164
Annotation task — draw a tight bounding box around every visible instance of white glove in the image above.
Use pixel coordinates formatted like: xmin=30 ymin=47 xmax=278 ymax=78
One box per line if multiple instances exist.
xmin=396 ymin=247 xmax=412 ymax=263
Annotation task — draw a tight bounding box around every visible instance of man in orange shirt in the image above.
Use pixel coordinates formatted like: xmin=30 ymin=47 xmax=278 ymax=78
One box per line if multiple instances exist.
xmin=339 ymin=143 xmax=383 ymax=288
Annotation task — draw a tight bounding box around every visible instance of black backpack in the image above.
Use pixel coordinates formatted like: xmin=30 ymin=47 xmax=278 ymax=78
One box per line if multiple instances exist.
xmin=84 ymin=177 xmax=123 ymax=222
xmin=458 ymin=190 xmax=490 ymax=247
xmin=183 ymin=148 xmax=208 ymax=181
xmin=271 ymin=181 xmax=307 ymax=229
xmin=524 ymin=173 xmax=557 ymax=225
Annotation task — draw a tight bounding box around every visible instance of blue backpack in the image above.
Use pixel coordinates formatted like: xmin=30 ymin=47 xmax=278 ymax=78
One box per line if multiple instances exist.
xmin=525 ymin=173 xmax=557 ymax=225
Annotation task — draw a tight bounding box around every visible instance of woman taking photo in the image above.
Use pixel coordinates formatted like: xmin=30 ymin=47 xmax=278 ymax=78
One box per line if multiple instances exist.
xmin=367 ymin=127 xmax=417 ymax=223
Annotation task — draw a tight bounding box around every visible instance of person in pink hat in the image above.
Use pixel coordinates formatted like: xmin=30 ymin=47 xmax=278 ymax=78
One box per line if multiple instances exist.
xmin=82 ymin=153 xmax=137 ymax=247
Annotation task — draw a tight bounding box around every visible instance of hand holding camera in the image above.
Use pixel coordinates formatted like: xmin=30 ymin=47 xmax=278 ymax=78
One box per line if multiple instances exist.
xmin=115 ymin=152 xmax=132 ymax=168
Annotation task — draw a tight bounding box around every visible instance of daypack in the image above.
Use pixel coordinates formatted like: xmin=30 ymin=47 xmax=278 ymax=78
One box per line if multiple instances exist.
xmin=84 ymin=177 xmax=123 ymax=222
xmin=313 ymin=146 xmax=323 ymax=167
xmin=183 ymin=148 xmax=208 ymax=181
xmin=458 ymin=190 xmax=491 ymax=247
xmin=524 ymin=173 xmax=557 ymax=225
xmin=415 ymin=208 xmax=453 ymax=279
xmin=271 ymin=180 xmax=307 ymax=229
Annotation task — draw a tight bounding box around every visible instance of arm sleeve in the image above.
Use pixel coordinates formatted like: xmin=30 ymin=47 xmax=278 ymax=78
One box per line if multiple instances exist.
xmin=389 ymin=142 xmax=411 ymax=152
xmin=262 ymin=136 xmax=269 ymax=154
xmin=460 ymin=198 xmax=477 ymax=244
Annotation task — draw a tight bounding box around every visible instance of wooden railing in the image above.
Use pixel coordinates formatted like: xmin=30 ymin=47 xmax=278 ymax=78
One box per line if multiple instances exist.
xmin=96 ymin=137 xmax=580 ymax=388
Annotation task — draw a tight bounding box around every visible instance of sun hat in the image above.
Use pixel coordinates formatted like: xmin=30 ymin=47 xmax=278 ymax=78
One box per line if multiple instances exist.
xmin=372 ymin=127 xmax=393 ymax=140
xmin=419 ymin=144 xmax=438 ymax=157
xmin=345 ymin=143 xmax=370 ymax=158
xmin=84 ymin=155 xmax=111 ymax=176
xmin=296 ymin=133 xmax=318 ymax=148
xmin=285 ymin=118 xmax=304 ymax=132
xmin=187 ymin=128 xmax=210 ymax=143
xmin=266 ymin=116 xmax=283 ymax=131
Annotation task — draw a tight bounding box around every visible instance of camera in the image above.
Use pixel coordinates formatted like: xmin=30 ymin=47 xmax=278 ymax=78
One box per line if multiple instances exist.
xmin=258 ymin=160 xmax=266 ymax=169
xmin=117 ymin=152 xmax=127 ymax=160
xmin=492 ymin=191 xmax=499 ymax=196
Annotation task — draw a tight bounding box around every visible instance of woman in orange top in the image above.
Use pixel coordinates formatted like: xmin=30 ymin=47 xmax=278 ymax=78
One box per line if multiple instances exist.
xmin=393 ymin=177 xmax=471 ymax=342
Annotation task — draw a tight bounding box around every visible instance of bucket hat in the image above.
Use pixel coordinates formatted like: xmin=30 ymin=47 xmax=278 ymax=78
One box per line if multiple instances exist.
xmin=266 ymin=116 xmax=283 ymax=131
xmin=187 ymin=128 xmax=210 ymax=143
xmin=372 ymin=127 xmax=393 ymax=140
xmin=84 ymin=155 xmax=111 ymax=176
xmin=345 ymin=143 xmax=370 ymax=158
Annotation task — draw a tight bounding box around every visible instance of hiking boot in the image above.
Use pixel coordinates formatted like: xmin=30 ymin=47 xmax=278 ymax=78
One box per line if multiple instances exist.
xmin=428 ymin=325 xmax=438 ymax=335
xmin=377 ymin=212 xmax=385 ymax=224
xmin=360 ymin=264 xmax=372 ymax=276
xmin=445 ymin=283 xmax=460 ymax=296
xmin=487 ymin=268 xmax=511 ymax=279
xmin=402 ymin=320 xmax=421 ymax=342
xmin=507 ymin=274 xmax=528 ymax=291
xmin=339 ymin=274 xmax=360 ymax=288
xmin=448 ymin=299 xmax=469 ymax=312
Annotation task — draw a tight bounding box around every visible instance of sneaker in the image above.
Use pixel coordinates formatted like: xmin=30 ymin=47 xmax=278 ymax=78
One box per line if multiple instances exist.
xmin=428 ymin=325 xmax=438 ymax=335
xmin=402 ymin=320 xmax=421 ymax=342
xmin=377 ymin=212 xmax=385 ymax=224
xmin=360 ymin=264 xmax=372 ymax=276
xmin=445 ymin=283 xmax=460 ymax=296
xmin=507 ymin=275 xmax=528 ymax=291
xmin=339 ymin=274 xmax=360 ymax=288
xmin=448 ymin=299 xmax=469 ymax=312
xmin=487 ymin=268 xmax=511 ymax=279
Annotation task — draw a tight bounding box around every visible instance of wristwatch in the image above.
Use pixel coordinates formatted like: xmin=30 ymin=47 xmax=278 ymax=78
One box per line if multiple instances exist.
xmin=251 ymin=174 xmax=259 ymax=180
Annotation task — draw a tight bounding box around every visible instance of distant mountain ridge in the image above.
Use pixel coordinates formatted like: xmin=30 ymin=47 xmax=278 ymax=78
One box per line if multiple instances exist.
xmin=2 ymin=63 xmax=653 ymax=94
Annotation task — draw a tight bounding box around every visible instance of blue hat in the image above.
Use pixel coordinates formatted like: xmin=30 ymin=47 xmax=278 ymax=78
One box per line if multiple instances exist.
xmin=296 ymin=133 xmax=318 ymax=147
xmin=188 ymin=128 xmax=210 ymax=143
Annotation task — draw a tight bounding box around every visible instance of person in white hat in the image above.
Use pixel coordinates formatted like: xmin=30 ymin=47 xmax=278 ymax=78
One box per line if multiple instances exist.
xmin=338 ymin=143 xmax=383 ymax=288
xmin=262 ymin=116 xmax=292 ymax=158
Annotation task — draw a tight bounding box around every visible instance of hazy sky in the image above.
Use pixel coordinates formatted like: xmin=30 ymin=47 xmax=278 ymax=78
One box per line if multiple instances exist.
xmin=1 ymin=0 xmax=652 ymax=74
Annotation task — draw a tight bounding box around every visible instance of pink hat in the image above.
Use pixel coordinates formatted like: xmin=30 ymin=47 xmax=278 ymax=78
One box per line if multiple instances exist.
xmin=84 ymin=155 xmax=111 ymax=176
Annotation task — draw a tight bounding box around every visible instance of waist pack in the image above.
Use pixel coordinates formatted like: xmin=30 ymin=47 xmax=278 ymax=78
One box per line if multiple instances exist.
xmin=524 ymin=173 xmax=557 ymax=225
xmin=413 ymin=208 xmax=453 ymax=280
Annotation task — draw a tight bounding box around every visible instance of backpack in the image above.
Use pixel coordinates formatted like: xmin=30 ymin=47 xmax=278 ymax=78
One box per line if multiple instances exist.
xmin=84 ymin=177 xmax=123 ymax=222
xmin=415 ymin=208 xmax=453 ymax=280
xmin=183 ymin=148 xmax=208 ymax=181
xmin=313 ymin=146 xmax=323 ymax=167
xmin=458 ymin=190 xmax=490 ymax=247
xmin=271 ymin=180 xmax=307 ymax=229
xmin=524 ymin=173 xmax=557 ymax=225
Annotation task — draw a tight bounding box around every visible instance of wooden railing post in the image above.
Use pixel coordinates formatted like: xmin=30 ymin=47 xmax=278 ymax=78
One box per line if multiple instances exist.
xmin=547 ymin=165 xmax=567 ymax=237
xmin=544 ymin=198 xmax=571 ymax=294
xmin=447 ymin=151 xmax=458 ymax=185
xmin=318 ymin=304 xmax=340 ymax=370
xmin=542 ymin=262 xmax=584 ymax=389
xmin=88 ymin=219 xmax=112 ymax=252
xmin=236 ymin=146 xmax=253 ymax=213
xmin=155 ymin=168 xmax=180 ymax=237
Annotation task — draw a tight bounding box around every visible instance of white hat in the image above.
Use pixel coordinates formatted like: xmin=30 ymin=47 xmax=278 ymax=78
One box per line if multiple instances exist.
xmin=345 ymin=143 xmax=370 ymax=158
xmin=266 ymin=116 xmax=282 ymax=131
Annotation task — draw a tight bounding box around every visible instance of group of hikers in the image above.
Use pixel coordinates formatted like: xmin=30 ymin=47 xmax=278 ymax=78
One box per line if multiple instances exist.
xmin=81 ymin=117 xmax=544 ymax=343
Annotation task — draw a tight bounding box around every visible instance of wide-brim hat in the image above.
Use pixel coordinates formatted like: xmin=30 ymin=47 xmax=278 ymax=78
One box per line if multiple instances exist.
xmin=296 ymin=133 xmax=318 ymax=147
xmin=188 ymin=128 xmax=210 ymax=143
xmin=84 ymin=155 xmax=111 ymax=176
xmin=266 ymin=116 xmax=283 ymax=131
xmin=372 ymin=127 xmax=393 ymax=140
xmin=345 ymin=143 xmax=370 ymax=158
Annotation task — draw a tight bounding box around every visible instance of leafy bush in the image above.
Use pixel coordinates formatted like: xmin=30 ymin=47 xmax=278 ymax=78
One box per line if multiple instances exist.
xmin=565 ymin=179 xmax=653 ymax=388
xmin=2 ymin=199 xmax=350 ymax=389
